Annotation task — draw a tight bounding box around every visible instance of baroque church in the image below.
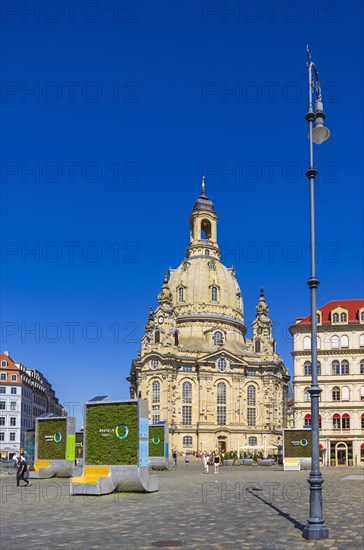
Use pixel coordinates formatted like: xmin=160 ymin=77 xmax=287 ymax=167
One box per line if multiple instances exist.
xmin=128 ymin=181 xmax=290 ymax=454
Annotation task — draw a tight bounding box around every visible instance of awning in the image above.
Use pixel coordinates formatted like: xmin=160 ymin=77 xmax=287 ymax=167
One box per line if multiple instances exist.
xmin=333 ymin=413 xmax=340 ymax=418
xmin=342 ymin=413 xmax=350 ymax=418
xmin=361 ymin=443 xmax=364 ymax=449
xmin=304 ymin=414 xmax=311 ymax=419
xmin=319 ymin=444 xmax=324 ymax=449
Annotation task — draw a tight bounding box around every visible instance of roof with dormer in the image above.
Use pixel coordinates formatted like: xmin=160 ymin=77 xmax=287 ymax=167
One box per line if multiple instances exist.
xmin=294 ymin=299 xmax=364 ymax=326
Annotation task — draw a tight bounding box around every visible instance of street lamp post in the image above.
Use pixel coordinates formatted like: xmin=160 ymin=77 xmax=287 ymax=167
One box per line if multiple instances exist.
xmin=303 ymin=46 xmax=330 ymax=541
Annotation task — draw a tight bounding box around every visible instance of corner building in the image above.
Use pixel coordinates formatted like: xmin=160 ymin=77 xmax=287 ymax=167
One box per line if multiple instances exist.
xmin=129 ymin=185 xmax=290 ymax=454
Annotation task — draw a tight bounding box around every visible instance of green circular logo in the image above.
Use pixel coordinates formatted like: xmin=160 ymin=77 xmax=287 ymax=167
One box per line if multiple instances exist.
xmin=151 ymin=436 xmax=160 ymax=445
xmin=300 ymin=438 xmax=308 ymax=447
xmin=115 ymin=424 xmax=129 ymax=439
xmin=53 ymin=432 xmax=62 ymax=443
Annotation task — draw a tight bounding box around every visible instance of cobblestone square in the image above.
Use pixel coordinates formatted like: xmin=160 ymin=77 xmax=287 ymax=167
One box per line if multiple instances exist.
xmin=1 ymin=461 xmax=363 ymax=549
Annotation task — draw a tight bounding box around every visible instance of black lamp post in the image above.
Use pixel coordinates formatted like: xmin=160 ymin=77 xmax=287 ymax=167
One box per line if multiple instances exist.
xmin=303 ymin=46 xmax=330 ymax=541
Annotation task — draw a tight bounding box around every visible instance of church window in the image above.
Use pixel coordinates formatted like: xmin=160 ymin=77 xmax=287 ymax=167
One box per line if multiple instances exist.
xmin=246 ymin=369 xmax=256 ymax=376
xmin=217 ymin=382 xmax=227 ymax=426
xmin=247 ymin=408 xmax=256 ymax=426
xmin=151 ymin=359 xmax=159 ymax=370
xmin=247 ymin=385 xmax=256 ymax=406
xmin=182 ymin=365 xmax=192 ymax=372
xmin=331 ymin=335 xmax=339 ymax=349
xmin=304 ymin=361 xmax=312 ymax=375
xmin=154 ymin=330 xmax=160 ymax=344
xmin=152 ymin=380 xmax=160 ymax=403
xmin=332 ymin=386 xmax=340 ymax=401
xmin=152 ymin=405 xmax=160 ymax=424
xmin=341 ymin=360 xmax=349 ymax=375
xmin=182 ymin=381 xmax=192 ymax=404
xmin=340 ymin=312 xmax=347 ymax=323
xmin=248 ymin=436 xmax=257 ymax=446
xmin=213 ymin=331 xmax=223 ymax=345
xmin=183 ymin=436 xmax=193 ymax=448
xmin=208 ymin=261 xmax=215 ymax=269
xmin=217 ymin=358 xmax=227 ymax=372
xmin=254 ymin=340 xmax=261 ymax=353
xmin=332 ymin=360 xmax=340 ymax=375
xmin=178 ymin=287 xmax=184 ymax=302
xmin=174 ymin=332 xmax=179 ymax=346
xmin=205 ymin=250 xmax=210 ymax=256
xmin=211 ymin=286 xmax=218 ymax=302
xmin=182 ymin=406 xmax=192 ymax=425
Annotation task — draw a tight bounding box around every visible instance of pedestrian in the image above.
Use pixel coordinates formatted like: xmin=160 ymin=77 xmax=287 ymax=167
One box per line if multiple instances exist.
xmin=172 ymin=450 xmax=177 ymax=467
xmin=16 ymin=456 xmax=30 ymax=487
xmin=203 ymin=453 xmax=209 ymax=474
xmin=214 ymin=453 xmax=220 ymax=475
xmin=185 ymin=455 xmax=189 ymax=466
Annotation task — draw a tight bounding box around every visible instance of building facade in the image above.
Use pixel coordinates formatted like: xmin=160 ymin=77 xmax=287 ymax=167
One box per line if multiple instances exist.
xmin=290 ymin=300 xmax=364 ymax=466
xmin=129 ymin=185 xmax=290 ymax=454
xmin=0 ymin=352 xmax=65 ymax=458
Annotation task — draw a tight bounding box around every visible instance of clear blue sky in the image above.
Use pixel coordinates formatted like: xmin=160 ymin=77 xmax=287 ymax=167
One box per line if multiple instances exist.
xmin=1 ymin=1 xmax=363 ymax=428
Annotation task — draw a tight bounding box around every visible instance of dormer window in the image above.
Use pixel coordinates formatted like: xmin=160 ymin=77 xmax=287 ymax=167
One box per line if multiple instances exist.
xmin=178 ymin=287 xmax=184 ymax=302
xmin=154 ymin=330 xmax=160 ymax=344
xmin=332 ymin=313 xmax=339 ymax=323
xmin=213 ymin=331 xmax=223 ymax=345
xmin=340 ymin=312 xmax=347 ymax=323
xmin=316 ymin=313 xmax=321 ymax=324
xmin=211 ymin=286 xmax=218 ymax=302
xmin=1 ymin=361 xmax=7 ymax=368
xmin=360 ymin=310 xmax=364 ymax=323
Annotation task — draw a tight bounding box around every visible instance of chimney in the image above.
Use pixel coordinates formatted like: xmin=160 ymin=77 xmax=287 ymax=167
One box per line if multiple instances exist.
xmin=4 ymin=351 xmax=10 ymax=357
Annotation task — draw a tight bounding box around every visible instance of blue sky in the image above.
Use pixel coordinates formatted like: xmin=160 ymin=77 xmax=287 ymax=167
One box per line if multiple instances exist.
xmin=1 ymin=1 xmax=363 ymax=428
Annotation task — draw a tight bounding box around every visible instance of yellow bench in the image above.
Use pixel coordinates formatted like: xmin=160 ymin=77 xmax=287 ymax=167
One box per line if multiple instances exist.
xmin=34 ymin=460 xmax=51 ymax=472
xmin=72 ymin=465 xmax=111 ymax=484
xmin=284 ymin=458 xmax=300 ymax=470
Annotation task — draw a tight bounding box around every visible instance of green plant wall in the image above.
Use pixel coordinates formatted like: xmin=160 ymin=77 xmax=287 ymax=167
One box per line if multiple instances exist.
xmin=37 ymin=419 xmax=67 ymax=460
xmin=75 ymin=432 xmax=84 ymax=458
xmin=283 ymin=430 xmax=312 ymax=458
xmin=149 ymin=426 xmax=165 ymax=458
xmin=85 ymin=402 xmax=138 ymax=465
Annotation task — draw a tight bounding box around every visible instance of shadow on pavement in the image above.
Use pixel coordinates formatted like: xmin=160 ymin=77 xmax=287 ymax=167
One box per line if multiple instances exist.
xmin=247 ymin=488 xmax=305 ymax=533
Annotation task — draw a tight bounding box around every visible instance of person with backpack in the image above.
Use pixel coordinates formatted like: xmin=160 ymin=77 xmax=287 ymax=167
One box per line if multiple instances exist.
xmin=16 ymin=456 xmax=30 ymax=487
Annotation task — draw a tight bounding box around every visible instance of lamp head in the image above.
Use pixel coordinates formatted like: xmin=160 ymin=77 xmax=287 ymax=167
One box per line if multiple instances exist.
xmin=312 ymin=107 xmax=330 ymax=144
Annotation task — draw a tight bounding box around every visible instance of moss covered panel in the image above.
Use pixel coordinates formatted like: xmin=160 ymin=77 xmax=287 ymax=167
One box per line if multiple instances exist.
xmin=149 ymin=426 xmax=165 ymax=457
xmin=37 ymin=419 xmax=67 ymax=460
xmin=85 ymin=402 xmax=138 ymax=465
xmin=283 ymin=430 xmax=312 ymax=458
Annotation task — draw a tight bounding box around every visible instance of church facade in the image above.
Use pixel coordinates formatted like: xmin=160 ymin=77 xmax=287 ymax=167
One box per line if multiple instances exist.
xmin=128 ymin=183 xmax=290 ymax=454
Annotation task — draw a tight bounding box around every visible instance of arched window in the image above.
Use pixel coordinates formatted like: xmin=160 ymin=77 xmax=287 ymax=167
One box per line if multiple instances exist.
xmin=342 ymin=413 xmax=350 ymax=429
xmin=361 ymin=311 xmax=364 ymax=322
xmin=217 ymin=382 xmax=226 ymax=404
xmin=211 ymin=286 xmax=218 ymax=302
xmin=304 ymin=414 xmax=311 ymax=427
xmin=359 ymin=335 xmax=364 ymax=347
xmin=340 ymin=312 xmax=347 ymax=323
xmin=341 ymin=335 xmax=349 ymax=348
xmin=152 ymin=380 xmax=160 ymax=403
xmin=317 ymin=313 xmax=321 ymax=324
xmin=247 ymin=385 xmax=256 ymax=406
xmin=255 ymin=340 xmax=261 ymax=353
xmin=331 ymin=335 xmax=339 ymax=349
xmin=332 ymin=360 xmax=340 ymax=375
xmin=217 ymin=382 xmax=226 ymax=426
xmin=332 ymin=386 xmax=340 ymax=401
xmin=183 ymin=435 xmax=193 ymax=448
xmin=154 ymin=330 xmax=160 ymax=344
xmin=332 ymin=313 xmax=339 ymax=323
xmin=304 ymin=361 xmax=312 ymax=375
xmin=182 ymin=381 xmax=192 ymax=404
xmin=303 ymin=336 xmax=311 ymax=350
xmin=341 ymin=360 xmax=349 ymax=375
xmin=342 ymin=386 xmax=350 ymax=401
xmin=1 ymin=361 xmax=6 ymax=368
xmin=360 ymin=359 xmax=364 ymax=374
xmin=204 ymin=249 xmax=210 ymax=256
xmin=213 ymin=331 xmax=223 ymax=345
xmin=217 ymin=358 xmax=227 ymax=372
xmin=304 ymin=387 xmax=310 ymax=402
xmin=178 ymin=287 xmax=184 ymax=302
xmin=201 ymin=219 xmax=211 ymax=240
xmin=248 ymin=436 xmax=257 ymax=446
xmin=174 ymin=332 xmax=179 ymax=346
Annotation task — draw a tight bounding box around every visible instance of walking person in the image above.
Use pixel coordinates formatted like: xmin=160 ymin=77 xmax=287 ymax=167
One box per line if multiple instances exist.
xmin=214 ymin=453 xmax=220 ymax=475
xmin=203 ymin=453 xmax=209 ymax=474
xmin=172 ymin=450 xmax=177 ymax=467
xmin=16 ymin=456 xmax=30 ymax=487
